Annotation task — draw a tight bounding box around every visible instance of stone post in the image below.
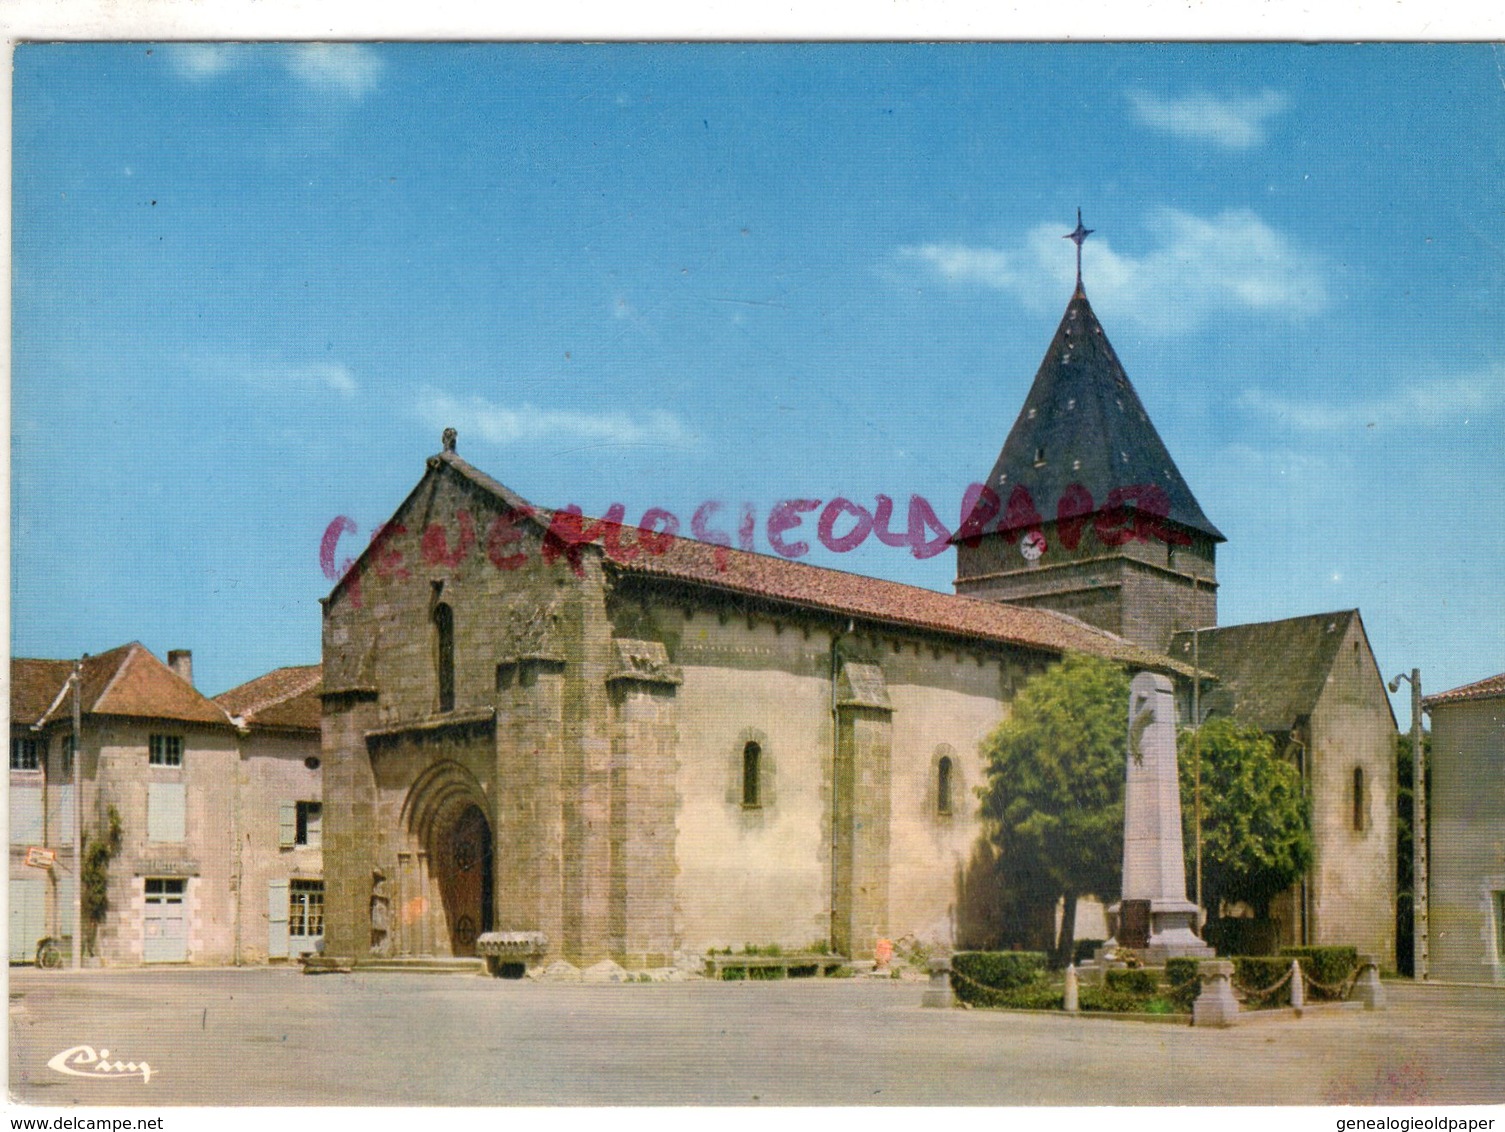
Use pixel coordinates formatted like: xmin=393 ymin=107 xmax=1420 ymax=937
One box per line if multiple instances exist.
xmin=1064 ymin=963 xmax=1080 ymax=1013
xmin=1289 ymin=959 xmax=1305 ymax=1013
xmin=1353 ymin=955 xmax=1386 ymax=1010
xmin=922 ymin=955 xmax=955 ymax=1008
xmin=1192 ymin=959 xmax=1239 ymax=1027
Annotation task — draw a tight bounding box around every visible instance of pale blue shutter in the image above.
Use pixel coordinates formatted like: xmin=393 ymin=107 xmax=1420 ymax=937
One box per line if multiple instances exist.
xmin=147 ymin=783 xmax=186 ymax=843
xmin=278 ymin=802 xmax=297 ymax=848
xmin=11 ymin=786 xmax=44 ymax=844
xmin=268 ymin=879 xmax=290 ymax=958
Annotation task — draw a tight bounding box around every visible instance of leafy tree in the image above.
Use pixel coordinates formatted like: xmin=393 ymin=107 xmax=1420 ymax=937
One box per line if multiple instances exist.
xmin=81 ymin=805 xmax=122 ymax=956
xmin=1395 ymin=729 xmax=1430 ymax=976
xmin=1178 ymin=719 xmax=1312 ymax=921
xmin=978 ymin=654 xmax=1129 ymax=964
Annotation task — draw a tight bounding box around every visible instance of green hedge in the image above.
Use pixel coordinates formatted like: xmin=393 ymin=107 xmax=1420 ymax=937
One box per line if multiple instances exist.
xmin=950 ymin=951 xmax=1050 ymax=1006
xmin=981 ymin=983 xmax=1067 ymax=1011
xmin=1078 ymin=986 xmax=1180 ymax=1014
xmin=1280 ymin=947 xmax=1358 ymax=1000
xmin=1231 ymin=956 xmax=1291 ymax=1007
xmin=1164 ymin=958 xmax=1201 ymax=1010
xmin=1104 ymin=968 xmax=1159 ymax=995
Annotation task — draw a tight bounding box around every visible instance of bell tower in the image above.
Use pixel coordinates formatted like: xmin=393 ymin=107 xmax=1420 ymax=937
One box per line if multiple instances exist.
xmin=954 ymin=213 xmax=1223 ymax=652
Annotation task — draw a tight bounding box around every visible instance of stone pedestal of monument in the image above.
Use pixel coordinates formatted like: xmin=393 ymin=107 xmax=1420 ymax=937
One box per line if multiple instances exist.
xmin=1104 ymin=672 xmax=1213 ymax=964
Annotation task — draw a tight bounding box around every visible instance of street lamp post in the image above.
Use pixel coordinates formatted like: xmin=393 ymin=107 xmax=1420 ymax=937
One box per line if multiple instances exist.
xmin=1389 ymin=668 xmax=1426 ymax=981
xmin=70 ymin=661 xmax=83 ymax=969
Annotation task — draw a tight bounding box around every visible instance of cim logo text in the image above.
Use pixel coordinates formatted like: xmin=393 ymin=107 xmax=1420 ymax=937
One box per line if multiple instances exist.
xmin=47 ymin=1045 xmax=153 ymax=1084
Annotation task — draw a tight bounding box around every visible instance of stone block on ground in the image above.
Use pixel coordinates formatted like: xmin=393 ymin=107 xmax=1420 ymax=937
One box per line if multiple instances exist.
xmin=581 ymin=959 xmax=631 ymax=983
xmin=528 ymin=960 xmax=582 ymax=982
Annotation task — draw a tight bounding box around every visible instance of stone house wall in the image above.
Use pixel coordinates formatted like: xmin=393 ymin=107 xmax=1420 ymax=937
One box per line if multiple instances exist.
xmin=1427 ymin=695 xmax=1505 ymax=983
xmin=1306 ymin=617 xmax=1397 ymax=961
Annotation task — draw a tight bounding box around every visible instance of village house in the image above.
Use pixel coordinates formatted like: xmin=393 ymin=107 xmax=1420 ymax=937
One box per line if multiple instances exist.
xmin=8 ymin=645 xmax=321 ymax=965
xmin=1423 ymin=672 xmax=1505 ymax=983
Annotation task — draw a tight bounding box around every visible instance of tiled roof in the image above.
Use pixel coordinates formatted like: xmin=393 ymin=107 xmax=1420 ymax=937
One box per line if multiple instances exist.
xmin=1170 ymin=611 xmax=1362 ymax=732
xmin=12 ymin=643 xmax=232 ymax=729
xmin=963 ymin=289 xmax=1223 ymax=542
xmin=10 ymin=657 xmax=78 ymax=725
xmin=613 ymin=528 xmax=1186 ymax=672
xmin=328 ymin=447 xmax=1195 ymax=676
xmin=214 ymin=665 xmax=322 ymax=732
xmin=1424 ymin=672 xmax=1505 ymax=708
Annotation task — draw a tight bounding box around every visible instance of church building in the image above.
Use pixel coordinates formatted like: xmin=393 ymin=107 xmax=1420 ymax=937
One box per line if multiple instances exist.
xmin=318 ymin=225 xmax=1395 ymax=969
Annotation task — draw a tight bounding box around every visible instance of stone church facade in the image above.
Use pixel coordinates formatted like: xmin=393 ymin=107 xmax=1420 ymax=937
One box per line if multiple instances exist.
xmin=318 ymin=444 xmax=1183 ymax=966
xmin=319 ymin=274 xmax=1396 ymax=968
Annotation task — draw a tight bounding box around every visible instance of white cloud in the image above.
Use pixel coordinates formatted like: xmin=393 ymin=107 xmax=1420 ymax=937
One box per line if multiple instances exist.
xmin=418 ymin=387 xmax=694 ymax=448
xmin=1238 ymin=366 xmax=1505 ymax=432
xmin=230 ymin=360 xmax=358 ymax=397
xmin=170 ymin=44 xmax=239 ymax=80
xmin=1128 ymin=89 xmax=1290 ymax=150
xmin=166 ymin=43 xmax=382 ymax=101
xmin=283 ymin=45 xmax=383 ymax=101
xmin=900 ymin=207 xmax=1329 ymax=334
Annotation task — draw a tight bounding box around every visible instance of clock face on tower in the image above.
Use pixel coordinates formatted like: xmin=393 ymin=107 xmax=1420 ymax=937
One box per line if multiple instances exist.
xmin=1019 ymin=529 xmax=1047 ymax=561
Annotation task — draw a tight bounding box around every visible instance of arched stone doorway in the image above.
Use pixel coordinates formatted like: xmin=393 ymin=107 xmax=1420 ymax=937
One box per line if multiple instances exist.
xmin=400 ymin=760 xmax=494 ymax=958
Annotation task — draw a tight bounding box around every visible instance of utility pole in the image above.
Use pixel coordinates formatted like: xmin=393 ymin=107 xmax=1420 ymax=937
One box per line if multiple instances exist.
xmin=70 ymin=661 xmax=83 ymax=969
xmin=1390 ymin=668 xmax=1427 ymax=980
xmin=1193 ymin=624 xmax=1203 ymax=926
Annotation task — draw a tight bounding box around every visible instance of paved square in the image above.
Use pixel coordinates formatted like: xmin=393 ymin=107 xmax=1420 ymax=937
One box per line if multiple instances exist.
xmin=8 ymin=968 xmax=1503 ymax=1106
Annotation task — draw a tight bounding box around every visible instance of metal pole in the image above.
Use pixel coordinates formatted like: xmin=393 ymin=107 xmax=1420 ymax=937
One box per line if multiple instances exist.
xmin=1411 ymin=668 xmax=1427 ymax=981
xmin=71 ymin=662 xmax=83 ymax=969
xmin=1193 ymin=625 xmax=1202 ymax=922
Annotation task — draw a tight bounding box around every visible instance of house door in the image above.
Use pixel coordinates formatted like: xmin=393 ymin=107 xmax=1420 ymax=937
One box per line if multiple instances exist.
xmin=9 ymin=878 xmax=45 ymax=963
xmin=143 ymin=878 xmax=188 ymax=963
xmin=437 ymin=805 xmax=492 ymax=957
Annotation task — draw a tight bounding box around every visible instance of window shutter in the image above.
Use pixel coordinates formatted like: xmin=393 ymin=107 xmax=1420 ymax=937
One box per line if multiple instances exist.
xmin=278 ymin=802 xmax=297 ymax=848
xmin=268 ymin=879 xmax=290 ymax=958
xmin=147 ymin=783 xmax=187 ymax=843
xmin=11 ymin=786 xmax=44 ymax=844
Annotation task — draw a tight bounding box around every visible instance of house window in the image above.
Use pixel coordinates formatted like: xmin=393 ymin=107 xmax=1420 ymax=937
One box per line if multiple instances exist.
xmin=59 ymin=736 xmax=75 ymax=778
xmin=10 ymin=737 xmax=41 ymax=771
xmin=937 ymin=756 xmax=954 ymax=815
xmin=149 ymin=734 xmax=183 ymax=767
xmin=742 ymin=741 xmax=761 ymax=808
xmin=296 ymin=801 xmax=322 ymax=847
xmin=280 ymin=801 xmax=323 ymax=848
xmin=434 ymin=602 xmax=455 ymax=713
xmin=1352 ymin=766 xmax=1366 ymax=832
xmin=288 ymin=880 xmax=325 ymax=939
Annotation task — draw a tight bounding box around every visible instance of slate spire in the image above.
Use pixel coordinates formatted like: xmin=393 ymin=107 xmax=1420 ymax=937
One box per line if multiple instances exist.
xmin=968 ymin=285 xmax=1223 ymax=542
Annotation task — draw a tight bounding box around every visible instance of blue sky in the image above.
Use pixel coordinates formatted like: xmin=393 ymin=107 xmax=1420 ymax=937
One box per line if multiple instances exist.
xmin=11 ymin=42 xmax=1504 ymax=714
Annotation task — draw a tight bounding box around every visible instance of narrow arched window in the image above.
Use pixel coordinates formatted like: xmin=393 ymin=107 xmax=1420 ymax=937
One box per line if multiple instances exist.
xmin=1352 ymin=766 xmax=1365 ymax=832
xmin=434 ymin=602 xmax=455 ymax=712
xmin=742 ymin=741 xmax=761 ymax=808
xmin=937 ymin=756 xmax=954 ymax=815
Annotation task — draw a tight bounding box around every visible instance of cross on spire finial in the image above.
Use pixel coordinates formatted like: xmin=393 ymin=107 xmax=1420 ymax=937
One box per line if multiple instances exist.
xmin=1064 ymin=207 xmax=1094 ymax=293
